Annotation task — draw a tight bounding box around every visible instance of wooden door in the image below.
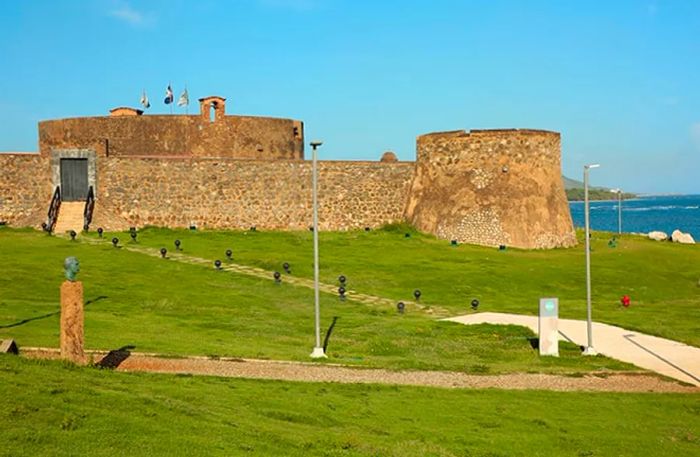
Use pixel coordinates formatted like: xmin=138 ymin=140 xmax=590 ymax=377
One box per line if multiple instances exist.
xmin=60 ymin=158 xmax=88 ymax=201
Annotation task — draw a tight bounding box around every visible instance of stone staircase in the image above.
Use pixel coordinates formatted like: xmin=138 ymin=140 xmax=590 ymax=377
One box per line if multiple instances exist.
xmin=53 ymin=201 xmax=85 ymax=234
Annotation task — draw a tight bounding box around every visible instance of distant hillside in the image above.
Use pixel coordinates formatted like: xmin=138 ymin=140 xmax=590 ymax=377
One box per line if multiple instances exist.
xmin=563 ymin=175 xmax=607 ymax=191
xmin=562 ymin=175 xmax=636 ymax=201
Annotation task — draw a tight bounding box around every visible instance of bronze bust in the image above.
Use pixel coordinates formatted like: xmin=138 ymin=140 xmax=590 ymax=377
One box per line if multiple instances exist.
xmin=63 ymin=257 xmax=80 ymax=282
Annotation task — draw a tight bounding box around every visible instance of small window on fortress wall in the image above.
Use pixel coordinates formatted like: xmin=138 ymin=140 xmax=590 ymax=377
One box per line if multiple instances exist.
xmin=293 ymin=126 xmax=299 ymax=137
xmin=209 ymin=104 xmax=215 ymax=123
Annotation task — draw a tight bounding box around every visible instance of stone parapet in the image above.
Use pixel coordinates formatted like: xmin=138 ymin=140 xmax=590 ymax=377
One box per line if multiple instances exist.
xmin=38 ymin=114 xmax=304 ymax=160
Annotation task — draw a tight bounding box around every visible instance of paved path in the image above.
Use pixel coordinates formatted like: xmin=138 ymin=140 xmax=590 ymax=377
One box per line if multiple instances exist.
xmin=21 ymin=348 xmax=698 ymax=393
xmin=78 ymin=236 xmax=448 ymax=316
xmin=444 ymin=312 xmax=700 ymax=387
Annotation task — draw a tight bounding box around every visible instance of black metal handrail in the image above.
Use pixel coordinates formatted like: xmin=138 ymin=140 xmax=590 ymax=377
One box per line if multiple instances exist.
xmin=83 ymin=186 xmax=95 ymax=231
xmin=44 ymin=186 xmax=61 ymax=233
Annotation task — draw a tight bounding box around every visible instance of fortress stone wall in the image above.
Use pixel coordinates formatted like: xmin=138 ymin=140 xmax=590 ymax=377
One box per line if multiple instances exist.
xmin=38 ymin=97 xmax=304 ymax=160
xmin=92 ymin=158 xmax=413 ymax=230
xmin=0 ymin=97 xmax=576 ymax=249
xmin=405 ymin=129 xmax=576 ymax=249
xmin=0 ymin=153 xmax=52 ymax=226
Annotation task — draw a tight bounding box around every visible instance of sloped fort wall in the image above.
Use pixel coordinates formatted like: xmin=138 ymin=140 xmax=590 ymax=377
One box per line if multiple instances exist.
xmin=405 ymin=129 xmax=576 ymax=249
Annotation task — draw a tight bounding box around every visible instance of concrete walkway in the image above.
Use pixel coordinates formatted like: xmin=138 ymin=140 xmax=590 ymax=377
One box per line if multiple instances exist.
xmin=444 ymin=312 xmax=700 ymax=387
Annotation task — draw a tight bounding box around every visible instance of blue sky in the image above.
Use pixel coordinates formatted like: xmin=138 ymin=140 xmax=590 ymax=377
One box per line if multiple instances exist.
xmin=0 ymin=0 xmax=698 ymax=193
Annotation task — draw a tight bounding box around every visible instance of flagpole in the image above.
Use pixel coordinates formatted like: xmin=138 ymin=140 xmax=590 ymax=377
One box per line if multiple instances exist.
xmin=169 ymin=81 xmax=173 ymax=114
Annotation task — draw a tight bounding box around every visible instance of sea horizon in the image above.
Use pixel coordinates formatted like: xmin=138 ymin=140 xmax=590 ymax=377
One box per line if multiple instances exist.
xmin=569 ymin=194 xmax=699 ymax=239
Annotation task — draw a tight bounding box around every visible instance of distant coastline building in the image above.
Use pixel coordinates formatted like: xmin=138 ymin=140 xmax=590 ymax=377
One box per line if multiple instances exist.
xmin=0 ymin=94 xmax=576 ymax=249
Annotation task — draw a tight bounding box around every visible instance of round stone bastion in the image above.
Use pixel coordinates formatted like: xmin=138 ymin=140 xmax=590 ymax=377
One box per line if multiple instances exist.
xmin=404 ymin=129 xmax=577 ymax=249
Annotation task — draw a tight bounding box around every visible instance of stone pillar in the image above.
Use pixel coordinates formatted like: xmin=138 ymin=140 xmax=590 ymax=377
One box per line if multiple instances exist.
xmin=60 ymin=281 xmax=86 ymax=364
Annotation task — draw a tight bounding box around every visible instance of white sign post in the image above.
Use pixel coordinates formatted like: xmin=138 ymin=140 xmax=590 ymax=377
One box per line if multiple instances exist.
xmin=538 ymin=298 xmax=559 ymax=357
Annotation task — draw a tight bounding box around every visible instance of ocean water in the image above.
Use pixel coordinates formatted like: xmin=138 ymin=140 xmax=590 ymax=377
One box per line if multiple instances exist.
xmin=569 ymin=194 xmax=700 ymax=239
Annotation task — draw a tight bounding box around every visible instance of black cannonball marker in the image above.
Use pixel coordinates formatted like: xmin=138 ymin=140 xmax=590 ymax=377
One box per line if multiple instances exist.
xmin=214 ymin=259 xmax=222 ymax=270
xmin=225 ymin=249 xmax=232 ymax=260
xmin=338 ymin=286 xmax=346 ymax=301
xmin=471 ymin=299 xmax=480 ymax=310
xmin=283 ymin=262 xmax=290 ymax=273
xmin=451 ymin=239 xmax=458 ymax=246
xmin=274 ymin=271 xmax=281 ymax=284
xmin=413 ymin=289 xmax=421 ymax=301
xmin=112 ymin=237 xmax=119 ymax=247
xmin=338 ymin=275 xmax=346 ymax=286
xmin=175 ymin=239 xmax=181 ymax=250
xmin=97 ymin=227 xmax=104 ymax=238
xmin=160 ymin=247 xmax=167 ymax=258
xmin=397 ymin=302 xmax=405 ymax=314
xmin=69 ymin=230 xmax=77 ymax=241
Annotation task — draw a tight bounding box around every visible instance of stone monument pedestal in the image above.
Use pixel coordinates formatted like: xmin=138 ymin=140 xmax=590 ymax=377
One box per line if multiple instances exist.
xmin=538 ymin=297 xmax=559 ymax=357
xmin=60 ymin=280 xmax=86 ymax=364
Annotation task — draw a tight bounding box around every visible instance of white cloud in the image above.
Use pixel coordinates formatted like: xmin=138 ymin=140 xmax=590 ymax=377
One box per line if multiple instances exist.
xmin=691 ymin=123 xmax=700 ymax=150
xmin=108 ymin=1 xmax=149 ymax=26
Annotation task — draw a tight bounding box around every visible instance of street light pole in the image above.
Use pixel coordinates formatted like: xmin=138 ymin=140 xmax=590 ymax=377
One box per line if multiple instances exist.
xmin=617 ymin=189 xmax=623 ymax=235
xmin=310 ymin=140 xmax=326 ymax=359
xmin=583 ymin=163 xmax=600 ymax=356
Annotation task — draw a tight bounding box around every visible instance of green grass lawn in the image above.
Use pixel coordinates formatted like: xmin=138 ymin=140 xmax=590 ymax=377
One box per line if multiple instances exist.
xmin=0 ymin=227 xmax=627 ymax=374
xmin=107 ymin=224 xmax=700 ymax=345
xmin=1 ymin=356 xmax=698 ymax=457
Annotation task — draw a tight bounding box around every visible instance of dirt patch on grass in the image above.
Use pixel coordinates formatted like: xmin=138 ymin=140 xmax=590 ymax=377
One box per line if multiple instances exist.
xmin=22 ymin=347 xmax=698 ymax=393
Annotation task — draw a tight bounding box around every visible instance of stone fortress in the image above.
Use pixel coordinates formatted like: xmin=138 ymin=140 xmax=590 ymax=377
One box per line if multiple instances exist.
xmin=0 ymin=95 xmax=576 ymax=249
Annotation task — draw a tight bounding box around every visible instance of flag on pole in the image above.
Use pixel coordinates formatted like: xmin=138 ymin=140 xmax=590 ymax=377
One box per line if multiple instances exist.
xmin=164 ymin=84 xmax=174 ymax=104
xmin=177 ymin=88 xmax=189 ymax=107
xmin=140 ymin=90 xmax=150 ymax=109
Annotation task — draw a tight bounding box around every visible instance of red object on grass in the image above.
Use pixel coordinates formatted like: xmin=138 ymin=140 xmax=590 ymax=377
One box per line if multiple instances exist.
xmin=621 ymin=295 xmax=631 ymax=307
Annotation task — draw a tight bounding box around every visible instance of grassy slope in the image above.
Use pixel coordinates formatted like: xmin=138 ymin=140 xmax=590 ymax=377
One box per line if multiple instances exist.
xmin=0 ymin=227 xmax=627 ymax=374
xmin=122 ymin=225 xmax=700 ymax=346
xmin=1 ymin=356 xmax=698 ymax=457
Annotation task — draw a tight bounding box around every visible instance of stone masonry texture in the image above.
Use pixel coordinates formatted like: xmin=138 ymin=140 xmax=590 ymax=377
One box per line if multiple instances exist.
xmin=38 ymin=114 xmax=304 ymax=159
xmin=404 ymin=129 xmax=576 ymax=249
xmin=0 ymin=153 xmax=52 ymax=226
xmin=93 ymin=158 xmax=414 ymax=231
xmin=0 ymin=108 xmax=576 ymax=249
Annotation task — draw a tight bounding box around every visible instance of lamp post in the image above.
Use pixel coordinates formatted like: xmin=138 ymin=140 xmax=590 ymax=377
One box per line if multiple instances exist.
xmin=616 ymin=189 xmax=623 ymax=235
xmin=583 ymin=163 xmax=600 ymax=356
xmin=310 ymin=140 xmax=326 ymax=359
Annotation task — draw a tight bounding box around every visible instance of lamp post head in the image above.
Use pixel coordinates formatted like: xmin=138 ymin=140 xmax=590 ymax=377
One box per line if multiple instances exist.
xmin=584 ymin=163 xmax=601 ymax=170
xmin=310 ymin=140 xmax=323 ymax=149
